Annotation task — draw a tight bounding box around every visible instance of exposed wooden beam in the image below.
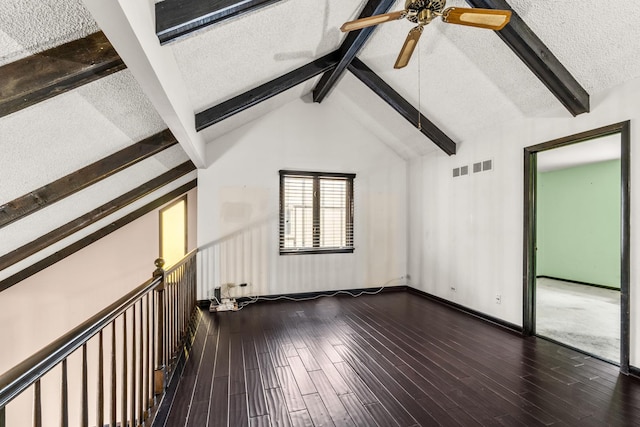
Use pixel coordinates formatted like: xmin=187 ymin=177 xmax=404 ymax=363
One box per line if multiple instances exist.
xmin=84 ymin=0 xmax=208 ymax=168
xmin=0 ymin=32 xmax=125 ymax=118
xmin=0 ymin=174 xmax=197 ymax=293
xmin=313 ymin=0 xmax=395 ymax=103
xmin=0 ymin=129 xmax=178 ymax=229
xmin=156 ymin=0 xmax=282 ymax=44
xmin=196 ymin=52 xmax=340 ymax=131
xmin=348 ymin=58 xmax=456 ymax=156
xmin=465 ymin=0 xmax=589 ymax=116
xmin=0 ymin=161 xmax=194 ymax=274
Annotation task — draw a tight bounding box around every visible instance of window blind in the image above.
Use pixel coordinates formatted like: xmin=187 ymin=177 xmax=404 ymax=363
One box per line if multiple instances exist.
xmin=279 ymin=171 xmax=354 ymax=254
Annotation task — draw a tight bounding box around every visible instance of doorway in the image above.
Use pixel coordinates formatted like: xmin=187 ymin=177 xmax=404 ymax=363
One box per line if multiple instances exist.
xmin=159 ymin=196 xmax=187 ymax=268
xmin=523 ymin=122 xmax=630 ymax=372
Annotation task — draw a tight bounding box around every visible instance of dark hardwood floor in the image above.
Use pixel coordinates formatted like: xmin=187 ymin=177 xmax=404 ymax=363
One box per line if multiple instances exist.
xmin=159 ymin=291 xmax=640 ymax=426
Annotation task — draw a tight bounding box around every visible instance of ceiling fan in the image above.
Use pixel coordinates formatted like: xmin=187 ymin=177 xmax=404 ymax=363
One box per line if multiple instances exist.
xmin=341 ymin=0 xmax=512 ymax=69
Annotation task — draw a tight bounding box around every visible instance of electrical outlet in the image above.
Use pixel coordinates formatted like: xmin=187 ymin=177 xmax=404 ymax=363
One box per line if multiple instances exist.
xmin=495 ymin=294 xmax=502 ymax=304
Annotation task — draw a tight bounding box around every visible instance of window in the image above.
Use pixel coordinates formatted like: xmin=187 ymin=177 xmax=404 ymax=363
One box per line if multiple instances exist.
xmin=279 ymin=170 xmax=354 ymax=255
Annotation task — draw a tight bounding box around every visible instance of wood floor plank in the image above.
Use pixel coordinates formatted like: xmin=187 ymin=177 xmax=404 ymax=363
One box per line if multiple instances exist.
xmin=265 ymin=387 xmax=293 ymax=427
xmin=275 ymin=365 xmax=307 ymax=412
xmin=303 ymin=393 xmax=336 ymax=427
xmin=208 ymin=376 xmax=229 ymax=427
xmin=230 ymin=333 xmax=246 ymax=395
xmin=296 ymin=347 xmax=322 ymax=371
xmin=287 ymin=356 xmax=317 ymax=395
xmin=185 ymin=400 xmax=209 ymax=427
xmin=333 ymin=344 xmax=417 ymax=426
xmin=246 ymin=368 xmax=268 ymax=418
xmin=333 ymin=362 xmax=378 ymax=405
xmin=258 ymin=351 xmax=280 ymax=389
xmin=250 ymin=415 xmax=271 ymax=427
xmin=364 ymin=402 xmax=400 ymax=427
xmin=158 ymin=293 xmax=640 ymax=427
xmin=308 ymin=370 xmax=355 ymax=426
xmin=243 ymin=336 xmax=260 ymax=370
xmin=290 ymin=409 xmax=314 ymax=427
xmin=340 ymin=393 xmax=379 ymax=427
xmin=229 ymin=393 xmax=249 ymax=427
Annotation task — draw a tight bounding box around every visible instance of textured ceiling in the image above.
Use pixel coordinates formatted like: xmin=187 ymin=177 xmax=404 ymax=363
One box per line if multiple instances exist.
xmin=0 ymin=0 xmax=99 ymax=66
xmin=170 ymin=0 xmax=367 ymax=111
xmin=509 ymin=0 xmax=640 ymax=94
xmin=0 ymin=70 xmax=167 ymax=204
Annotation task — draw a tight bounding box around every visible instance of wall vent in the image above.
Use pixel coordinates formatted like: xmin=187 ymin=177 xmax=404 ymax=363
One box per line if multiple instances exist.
xmin=473 ymin=162 xmax=482 ymax=173
xmin=483 ymin=159 xmax=493 ymax=171
xmin=453 ymin=167 xmax=460 ymax=177
xmin=460 ymin=165 xmax=469 ymax=176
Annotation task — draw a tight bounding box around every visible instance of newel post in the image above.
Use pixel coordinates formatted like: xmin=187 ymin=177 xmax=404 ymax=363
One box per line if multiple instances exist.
xmin=153 ymin=258 xmax=166 ymax=396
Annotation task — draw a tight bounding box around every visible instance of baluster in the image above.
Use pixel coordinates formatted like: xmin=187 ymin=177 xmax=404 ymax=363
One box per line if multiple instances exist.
xmin=121 ymin=312 xmax=127 ymax=427
xmin=146 ymin=294 xmax=152 ymax=411
xmin=151 ymin=290 xmax=156 ymax=402
xmin=33 ymin=380 xmax=41 ymax=427
xmin=0 ymin=405 xmax=5 ymax=427
xmin=153 ymin=258 xmax=165 ymax=396
xmin=130 ymin=304 xmax=136 ymax=426
xmin=61 ymin=359 xmax=68 ymax=427
xmin=138 ymin=300 xmax=144 ymax=424
xmin=81 ymin=344 xmax=88 ymax=427
xmin=97 ymin=331 xmax=104 ymax=427
xmin=110 ymin=323 xmax=116 ymax=427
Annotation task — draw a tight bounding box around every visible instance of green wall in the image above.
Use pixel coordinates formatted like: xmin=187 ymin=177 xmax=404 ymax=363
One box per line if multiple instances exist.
xmin=537 ymin=159 xmax=621 ymax=288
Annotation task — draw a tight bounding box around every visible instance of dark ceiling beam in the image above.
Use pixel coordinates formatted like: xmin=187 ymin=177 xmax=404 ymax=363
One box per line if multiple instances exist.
xmin=0 ymin=177 xmax=197 ymax=293
xmin=0 ymin=32 xmax=125 ymax=119
xmin=196 ymin=52 xmax=340 ymax=131
xmin=156 ymin=0 xmax=282 ymax=44
xmin=0 ymin=129 xmax=178 ymax=229
xmin=313 ymin=0 xmax=396 ymax=103
xmin=348 ymin=58 xmax=456 ymax=156
xmin=0 ymin=162 xmax=195 ymax=275
xmin=465 ymin=0 xmax=589 ymax=116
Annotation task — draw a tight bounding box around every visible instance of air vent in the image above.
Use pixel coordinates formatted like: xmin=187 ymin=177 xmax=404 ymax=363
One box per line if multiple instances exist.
xmin=473 ymin=162 xmax=482 ymax=173
xmin=453 ymin=167 xmax=460 ymax=177
xmin=460 ymin=166 xmax=469 ymax=176
xmin=483 ymin=159 xmax=493 ymax=171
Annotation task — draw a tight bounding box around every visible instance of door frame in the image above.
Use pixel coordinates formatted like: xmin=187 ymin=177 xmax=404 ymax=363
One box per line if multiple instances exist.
xmin=522 ymin=121 xmax=630 ymax=373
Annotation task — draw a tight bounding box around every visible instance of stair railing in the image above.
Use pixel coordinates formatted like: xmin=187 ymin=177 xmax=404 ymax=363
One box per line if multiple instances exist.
xmin=0 ymin=250 xmax=197 ymax=427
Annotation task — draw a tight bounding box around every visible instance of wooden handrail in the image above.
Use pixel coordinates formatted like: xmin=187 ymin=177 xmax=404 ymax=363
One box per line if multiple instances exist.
xmin=0 ymin=275 xmax=162 ymax=408
xmin=0 ymin=249 xmax=198 ymax=427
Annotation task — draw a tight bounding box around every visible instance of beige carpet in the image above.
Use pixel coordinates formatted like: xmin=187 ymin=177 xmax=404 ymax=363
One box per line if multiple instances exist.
xmin=536 ymin=277 xmax=620 ymax=362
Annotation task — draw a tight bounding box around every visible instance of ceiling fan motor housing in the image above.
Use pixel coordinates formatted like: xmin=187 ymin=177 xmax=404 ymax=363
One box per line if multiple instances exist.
xmin=405 ymin=0 xmax=446 ymax=24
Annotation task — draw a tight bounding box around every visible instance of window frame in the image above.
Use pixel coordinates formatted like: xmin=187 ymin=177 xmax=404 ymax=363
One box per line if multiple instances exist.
xmin=279 ymin=170 xmax=355 ymax=255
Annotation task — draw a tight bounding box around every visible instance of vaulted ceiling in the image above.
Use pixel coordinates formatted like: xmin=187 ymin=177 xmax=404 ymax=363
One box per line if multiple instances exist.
xmin=1 ymin=0 xmax=640 ymax=285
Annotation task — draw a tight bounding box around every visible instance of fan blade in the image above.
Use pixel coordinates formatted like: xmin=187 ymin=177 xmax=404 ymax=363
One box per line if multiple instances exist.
xmin=442 ymin=7 xmax=511 ymax=30
xmin=394 ymin=26 xmax=423 ymax=69
xmin=340 ymin=10 xmax=406 ymax=32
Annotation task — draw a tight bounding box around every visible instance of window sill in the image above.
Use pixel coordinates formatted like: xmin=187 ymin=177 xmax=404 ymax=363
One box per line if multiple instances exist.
xmin=279 ymin=248 xmax=354 ymax=256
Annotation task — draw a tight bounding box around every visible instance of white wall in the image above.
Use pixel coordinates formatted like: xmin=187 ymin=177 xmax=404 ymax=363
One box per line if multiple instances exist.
xmin=197 ymin=96 xmax=408 ymax=299
xmin=408 ymin=76 xmax=640 ymax=365
xmin=0 ymin=189 xmax=197 ymax=375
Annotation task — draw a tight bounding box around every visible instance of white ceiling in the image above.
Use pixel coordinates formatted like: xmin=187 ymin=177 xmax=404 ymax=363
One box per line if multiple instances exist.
xmin=0 ymin=70 xmax=167 ymax=204
xmin=3 ymin=0 xmax=640 ymax=200
xmin=0 ymin=0 xmax=98 ymax=66
xmin=537 ymin=133 xmax=621 ymax=173
xmin=170 ymin=0 xmax=367 ymax=112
